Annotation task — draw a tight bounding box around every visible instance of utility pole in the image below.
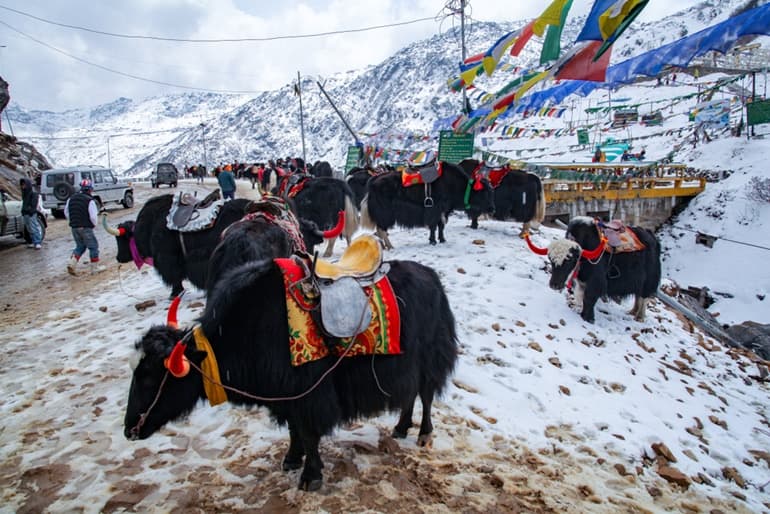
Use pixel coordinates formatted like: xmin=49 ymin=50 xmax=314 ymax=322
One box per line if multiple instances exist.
xmin=297 ymin=71 xmax=307 ymax=168
xmin=459 ymin=0 xmax=470 ymax=115
xmin=199 ymin=122 xmax=207 ymax=171
xmin=107 ymin=135 xmax=111 ymax=169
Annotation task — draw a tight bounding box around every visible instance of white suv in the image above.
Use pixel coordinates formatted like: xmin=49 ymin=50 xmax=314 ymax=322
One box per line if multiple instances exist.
xmin=41 ymin=166 xmax=134 ymax=218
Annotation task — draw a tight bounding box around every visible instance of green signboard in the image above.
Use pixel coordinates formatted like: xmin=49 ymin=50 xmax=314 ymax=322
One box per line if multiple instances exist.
xmin=344 ymin=145 xmax=362 ymax=173
xmin=747 ymin=99 xmax=770 ymax=126
xmin=437 ymin=130 xmax=474 ymax=163
xmin=577 ymin=129 xmax=589 ymax=145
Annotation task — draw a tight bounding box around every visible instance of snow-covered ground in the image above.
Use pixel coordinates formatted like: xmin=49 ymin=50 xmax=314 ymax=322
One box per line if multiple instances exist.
xmin=0 ymin=177 xmax=767 ymax=512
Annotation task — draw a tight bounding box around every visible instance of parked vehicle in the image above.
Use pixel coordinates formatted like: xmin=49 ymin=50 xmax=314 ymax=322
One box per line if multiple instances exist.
xmin=40 ymin=166 xmax=134 ymax=218
xmin=151 ymin=162 xmax=179 ymax=188
xmin=0 ymin=189 xmax=47 ymax=242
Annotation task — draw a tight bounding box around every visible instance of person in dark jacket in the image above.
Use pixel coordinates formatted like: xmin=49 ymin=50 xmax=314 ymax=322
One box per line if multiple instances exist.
xmin=20 ymin=177 xmax=44 ymax=249
xmin=217 ymin=164 xmax=236 ymax=200
xmin=64 ymin=179 xmax=104 ymax=275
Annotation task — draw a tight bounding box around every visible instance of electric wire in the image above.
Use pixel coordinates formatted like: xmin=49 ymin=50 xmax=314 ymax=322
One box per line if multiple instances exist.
xmin=669 ymin=224 xmax=770 ymax=251
xmin=0 ymin=20 xmax=263 ymax=94
xmin=0 ymin=4 xmax=435 ymax=43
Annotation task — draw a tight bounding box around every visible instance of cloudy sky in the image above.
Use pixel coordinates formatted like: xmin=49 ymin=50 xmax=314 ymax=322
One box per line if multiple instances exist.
xmin=0 ymin=0 xmax=695 ymax=111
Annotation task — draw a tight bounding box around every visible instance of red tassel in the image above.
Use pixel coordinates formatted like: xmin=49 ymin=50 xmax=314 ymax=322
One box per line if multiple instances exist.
xmin=167 ymin=295 xmax=181 ymax=329
xmin=164 ymin=341 xmax=190 ymax=378
xmin=523 ymin=233 xmax=548 ymax=256
xmin=322 ymin=211 xmax=345 ymax=239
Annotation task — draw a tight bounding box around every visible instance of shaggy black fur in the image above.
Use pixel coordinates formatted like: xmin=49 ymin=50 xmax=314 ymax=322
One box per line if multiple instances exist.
xmin=124 ymin=258 xmax=458 ymax=491
xmin=362 ymin=162 xmax=495 ymax=246
xmin=111 ymin=195 xmax=252 ymax=297
xmin=550 ymin=218 xmax=662 ymax=323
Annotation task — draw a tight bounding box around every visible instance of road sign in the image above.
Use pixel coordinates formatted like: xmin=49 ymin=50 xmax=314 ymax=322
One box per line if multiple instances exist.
xmin=437 ymin=131 xmax=474 ymax=163
xmin=747 ymin=99 xmax=770 ymax=126
xmin=344 ymin=145 xmax=362 ymax=173
xmin=577 ymin=129 xmax=589 ymax=145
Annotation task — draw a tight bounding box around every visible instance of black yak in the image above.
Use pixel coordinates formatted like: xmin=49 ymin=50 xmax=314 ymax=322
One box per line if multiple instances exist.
xmin=274 ymin=175 xmax=359 ymax=257
xmin=459 ymin=159 xmax=545 ymax=234
xmin=525 ymin=216 xmax=661 ymax=323
xmin=102 ymin=195 xmax=253 ymax=298
xmin=360 ymin=162 xmax=494 ymax=248
xmin=123 ymin=253 xmax=458 ymax=491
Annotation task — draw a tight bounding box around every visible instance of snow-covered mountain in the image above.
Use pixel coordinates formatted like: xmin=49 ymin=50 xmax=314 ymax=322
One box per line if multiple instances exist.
xmin=6 ymin=0 xmax=761 ymax=176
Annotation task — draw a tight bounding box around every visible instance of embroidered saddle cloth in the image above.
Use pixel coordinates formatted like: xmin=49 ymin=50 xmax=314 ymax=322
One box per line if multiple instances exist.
xmin=599 ymin=220 xmax=646 ymax=253
xmin=274 ymin=253 xmax=401 ymax=367
xmin=167 ymin=190 xmax=223 ymax=231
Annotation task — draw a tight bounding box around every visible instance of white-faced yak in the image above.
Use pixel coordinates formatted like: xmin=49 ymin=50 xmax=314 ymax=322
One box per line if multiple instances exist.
xmin=123 ymin=248 xmax=458 ymax=491
xmin=360 ymin=161 xmax=495 ymax=248
xmin=525 ymin=216 xmax=661 ymax=323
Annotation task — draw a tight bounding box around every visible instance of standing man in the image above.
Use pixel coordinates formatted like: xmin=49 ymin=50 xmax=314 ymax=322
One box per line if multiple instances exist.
xmin=65 ymin=179 xmax=104 ymax=275
xmin=19 ymin=177 xmax=44 ymax=249
xmin=217 ymin=163 xmax=236 ymax=200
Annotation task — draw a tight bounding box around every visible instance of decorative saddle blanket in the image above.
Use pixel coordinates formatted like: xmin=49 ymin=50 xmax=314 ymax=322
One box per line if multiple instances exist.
xmin=233 ymin=195 xmax=307 ymax=253
xmin=166 ymin=190 xmax=223 ymax=232
xmin=277 ymin=174 xmax=310 ymax=199
xmin=401 ymin=161 xmax=443 ymax=187
xmin=274 ymin=254 xmax=401 ymax=367
xmin=598 ymin=220 xmax=646 ymax=253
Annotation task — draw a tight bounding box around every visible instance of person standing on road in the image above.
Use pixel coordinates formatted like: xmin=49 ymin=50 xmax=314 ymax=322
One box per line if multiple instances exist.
xmin=64 ymin=179 xmax=104 ymax=275
xmin=20 ymin=177 xmax=45 ymax=249
xmin=217 ymin=163 xmax=236 ymax=200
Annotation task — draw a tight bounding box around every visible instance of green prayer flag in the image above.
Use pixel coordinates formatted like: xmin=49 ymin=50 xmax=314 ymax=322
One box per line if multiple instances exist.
xmin=540 ymin=0 xmax=573 ymax=64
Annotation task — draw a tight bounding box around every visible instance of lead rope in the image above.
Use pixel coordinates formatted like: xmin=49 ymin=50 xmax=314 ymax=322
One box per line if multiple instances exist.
xmin=129 ymin=370 xmax=170 ymax=438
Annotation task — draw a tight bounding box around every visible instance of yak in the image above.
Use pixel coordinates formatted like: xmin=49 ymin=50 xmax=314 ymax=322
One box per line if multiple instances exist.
xmin=102 ymin=194 xmax=337 ymax=298
xmin=345 ymin=165 xmax=393 ymax=209
xmin=123 ymin=254 xmax=458 ymax=491
xmin=360 ymin=162 xmax=495 ymax=248
xmin=102 ymin=195 xmax=253 ymax=298
xmin=459 ymin=159 xmax=545 ymax=234
xmin=525 ymin=216 xmax=661 ymax=323
xmin=274 ymin=175 xmax=359 ymax=257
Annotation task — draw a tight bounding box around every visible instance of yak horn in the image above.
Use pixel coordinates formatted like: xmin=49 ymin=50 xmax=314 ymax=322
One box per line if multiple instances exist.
xmin=167 ymin=295 xmax=181 ymax=329
xmin=523 ymin=232 xmax=548 ymax=256
xmin=101 ymin=213 xmax=123 ymax=236
xmin=164 ymin=341 xmax=190 ymax=378
xmin=581 ymin=236 xmax=607 ymax=260
xmin=321 ymin=211 xmax=345 ymax=239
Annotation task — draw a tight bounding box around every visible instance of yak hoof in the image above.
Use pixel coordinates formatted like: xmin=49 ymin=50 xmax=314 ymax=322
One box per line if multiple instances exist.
xmin=417 ymin=433 xmax=433 ymax=447
xmin=282 ymin=457 xmax=303 ymax=471
xmin=298 ymin=477 xmax=323 ymax=491
xmin=392 ymin=427 xmax=409 ymax=439
xmin=429 ymin=240 xmax=437 ymax=246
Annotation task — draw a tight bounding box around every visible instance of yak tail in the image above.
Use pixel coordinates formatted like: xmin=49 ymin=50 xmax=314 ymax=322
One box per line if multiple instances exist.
xmin=532 ymin=176 xmax=546 ymax=228
xmin=343 ymin=195 xmax=360 ymax=243
xmin=360 ymin=194 xmax=376 ymax=231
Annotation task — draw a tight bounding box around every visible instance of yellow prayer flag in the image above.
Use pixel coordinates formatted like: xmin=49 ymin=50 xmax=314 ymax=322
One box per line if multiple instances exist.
xmin=533 ymin=0 xmax=572 ymax=36
xmin=599 ymin=0 xmax=645 ymax=40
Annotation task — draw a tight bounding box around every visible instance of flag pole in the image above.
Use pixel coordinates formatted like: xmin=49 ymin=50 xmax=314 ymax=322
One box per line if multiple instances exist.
xmin=297 ymin=71 xmax=308 ymax=168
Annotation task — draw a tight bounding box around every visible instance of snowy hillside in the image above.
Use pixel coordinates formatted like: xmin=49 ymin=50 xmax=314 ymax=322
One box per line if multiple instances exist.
xmin=6 ymin=0 xmax=762 ymax=175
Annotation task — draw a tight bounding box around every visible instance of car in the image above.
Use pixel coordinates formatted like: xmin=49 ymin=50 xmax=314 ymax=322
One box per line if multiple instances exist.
xmin=40 ymin=166 xmax=134 ymax=218
xmin=0 ymin=188 xmax=47 ymax=243
xmin=151 ymin=162 xmax=179 ymax=188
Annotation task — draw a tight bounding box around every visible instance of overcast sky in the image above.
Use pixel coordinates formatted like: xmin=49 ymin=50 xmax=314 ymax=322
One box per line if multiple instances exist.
xmin=0 ymin=0 xmax=695 ymax=111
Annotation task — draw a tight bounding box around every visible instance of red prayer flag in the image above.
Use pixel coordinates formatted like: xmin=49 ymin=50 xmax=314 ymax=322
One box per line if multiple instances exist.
xmin=554 ymin=41 xmax=612 ymax=82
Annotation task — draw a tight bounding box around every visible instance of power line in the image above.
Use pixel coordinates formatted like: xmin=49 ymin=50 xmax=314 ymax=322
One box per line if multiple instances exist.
xmin=0 ymin=20 xmax=263 ymax=94
xmin=670 ymin=224 xmax=770 ymax=252
xmin=0 ymin=4 xmax=435 ymax=43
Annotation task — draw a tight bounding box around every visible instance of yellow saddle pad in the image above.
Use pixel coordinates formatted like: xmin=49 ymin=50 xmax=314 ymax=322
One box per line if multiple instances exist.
xmin=314 ymin=235 xmax=383 ymax=280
